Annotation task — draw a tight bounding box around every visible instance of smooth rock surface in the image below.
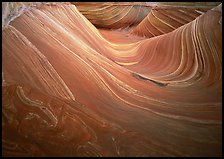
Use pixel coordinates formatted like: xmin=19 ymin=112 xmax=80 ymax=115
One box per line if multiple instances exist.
xmin=2 ymin=2 xmax=222 ymax=157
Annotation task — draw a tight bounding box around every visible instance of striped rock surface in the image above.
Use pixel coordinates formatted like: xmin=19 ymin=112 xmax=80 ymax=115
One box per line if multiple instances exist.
xmin=72 ymin=2 xmax=152 ymax=29
xmin=130 ymin=2 xmax=221 ymax=38
xmin=2 ymin=2 xmax=222 ymax=157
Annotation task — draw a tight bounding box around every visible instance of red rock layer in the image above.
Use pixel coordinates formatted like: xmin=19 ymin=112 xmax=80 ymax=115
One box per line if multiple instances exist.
xmin=130 ymin=2 xmax=221 ymax=38
xmin=72 ymin=2 xmax=151 ymax=29
xmin=2 ymin=2 xmax=222 ymax=157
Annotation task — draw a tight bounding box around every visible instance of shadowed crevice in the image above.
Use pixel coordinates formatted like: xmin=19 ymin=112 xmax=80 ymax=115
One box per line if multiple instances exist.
xmin=131 ymin=73 xmax=168 ymax=87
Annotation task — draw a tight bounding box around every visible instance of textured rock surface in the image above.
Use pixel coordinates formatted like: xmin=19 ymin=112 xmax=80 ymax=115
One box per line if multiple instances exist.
xmin=2 ymin=2 xmax=222 ymax=157
xmin=72 ymin=2 xmax=152 ymax=29
xmin=130 ymin=2 xmax=221 ymax=38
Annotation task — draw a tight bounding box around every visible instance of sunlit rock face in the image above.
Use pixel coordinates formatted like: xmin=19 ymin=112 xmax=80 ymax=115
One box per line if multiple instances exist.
xmin=2 ymin=2 xmax=41 ymax=29
xmin=2 ymin=2 xmax=222 ymax=157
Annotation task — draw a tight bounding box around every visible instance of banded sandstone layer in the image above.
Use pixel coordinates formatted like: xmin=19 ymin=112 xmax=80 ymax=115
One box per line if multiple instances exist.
xmin=2 ymin=2 xmax=222 ymax=157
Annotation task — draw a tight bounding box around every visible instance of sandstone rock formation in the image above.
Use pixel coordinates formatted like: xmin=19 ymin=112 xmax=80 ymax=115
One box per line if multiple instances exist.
xmin=72 ymin=2 xmax=152 ymax=29
xmin=130 ymin=2 xmax=221 ymax=37
xmin=2 ymin=2 xmax=222 ymax=157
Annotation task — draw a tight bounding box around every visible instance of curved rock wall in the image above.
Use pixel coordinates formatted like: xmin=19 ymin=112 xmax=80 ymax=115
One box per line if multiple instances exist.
xmin=2 ymin=2 xmax=222 ymax=157
xmin=73 ymin=2 xmax=152 ymax=29
xmin=130 ymin=2 xmax=221 ymax=38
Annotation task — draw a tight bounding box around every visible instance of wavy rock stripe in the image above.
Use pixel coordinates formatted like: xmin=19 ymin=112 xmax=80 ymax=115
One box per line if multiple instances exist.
xmin=130 ymin=2 xmax=221 ymax=38
xmin=2 ymin=2 xmax=222 ymax=157
xmin=2 ymin=25 xmax=75 ymax=101
xmin=109 ymin=5 xmax=222 ymax=88
xmin=72 ymin=2 xmax=152 ymax=29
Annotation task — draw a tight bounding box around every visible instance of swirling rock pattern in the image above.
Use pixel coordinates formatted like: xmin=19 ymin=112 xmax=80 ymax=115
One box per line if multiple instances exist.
xmin=130 ymin=2 xmax=221 ymax=38
xmin=2 ymin=2 xmax=222 ymax=157
xmin=72 ymin=2 xmax=152 ymax=29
